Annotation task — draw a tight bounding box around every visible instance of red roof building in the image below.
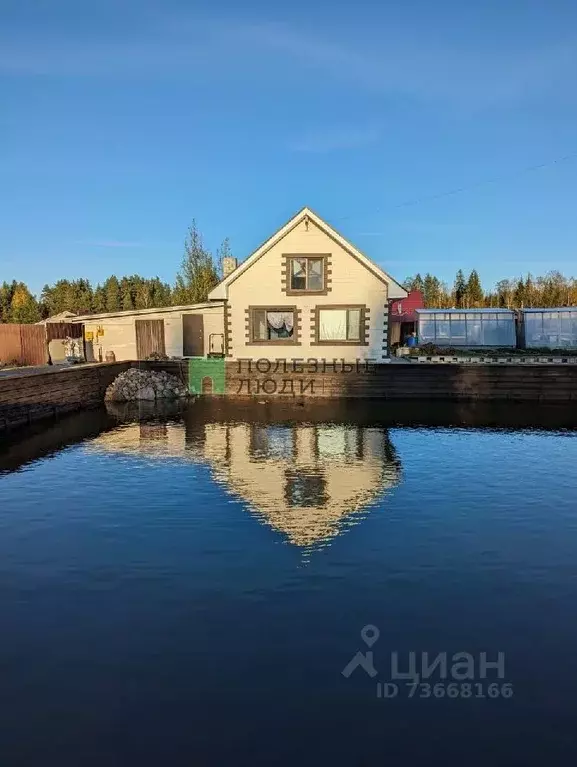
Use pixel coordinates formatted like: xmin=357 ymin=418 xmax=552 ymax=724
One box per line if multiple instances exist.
xmin=389 ymin=290 xmax=424 ymax=323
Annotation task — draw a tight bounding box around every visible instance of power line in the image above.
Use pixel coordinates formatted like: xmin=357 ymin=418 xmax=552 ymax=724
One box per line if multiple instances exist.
xmin=332 ymin=150 xmax=577 ymax=225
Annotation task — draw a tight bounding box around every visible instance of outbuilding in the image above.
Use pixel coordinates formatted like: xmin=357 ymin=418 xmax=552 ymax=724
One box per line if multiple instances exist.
xmin=520 ymin=307 xmax=577 ymax=350
xmin=416 ymin=308 xmax=517 ymax=347
xmin=72 ymin=302 xmax=225 ymax=361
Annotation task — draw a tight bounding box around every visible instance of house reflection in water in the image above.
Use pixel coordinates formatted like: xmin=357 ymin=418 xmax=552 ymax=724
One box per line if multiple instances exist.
xmin=89 ymin=419 xmax=401 ymax=549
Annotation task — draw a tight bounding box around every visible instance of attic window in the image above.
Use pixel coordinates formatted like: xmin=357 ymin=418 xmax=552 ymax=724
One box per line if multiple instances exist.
xmin=287 ymin=256 xmax=325 ymax=293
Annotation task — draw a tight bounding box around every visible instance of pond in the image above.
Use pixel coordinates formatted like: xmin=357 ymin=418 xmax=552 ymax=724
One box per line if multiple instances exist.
xmin=1 ymin=400 xmax=577 ymax=765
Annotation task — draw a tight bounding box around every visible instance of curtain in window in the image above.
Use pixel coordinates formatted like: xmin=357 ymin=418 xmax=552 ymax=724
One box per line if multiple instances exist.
xmin=267 ymin=311 xmax=294 ymax=331
xmin=319 ymin=309 xmax=347 ymax=340
xmin=308 ymin=259 xmax=323 ymax=290
xmin=255 ymin=311 xmax=267 ymax=340
xmin=347 ymin=309 xmax=361 ymax=340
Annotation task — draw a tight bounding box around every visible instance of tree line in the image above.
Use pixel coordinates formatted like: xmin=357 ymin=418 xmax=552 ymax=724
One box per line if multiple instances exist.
xmin=404 ymin=270 xmax=577 ymax=309
xmin=0 ymin=221 xmax=231 ymax=324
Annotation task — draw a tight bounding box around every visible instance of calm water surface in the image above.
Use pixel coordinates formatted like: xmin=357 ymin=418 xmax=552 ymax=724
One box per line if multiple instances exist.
xmin=1 ymin=400 xmax=577 ymax=766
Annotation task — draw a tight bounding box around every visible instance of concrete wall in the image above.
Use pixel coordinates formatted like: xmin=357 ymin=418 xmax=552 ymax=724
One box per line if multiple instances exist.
xmin=226 ymin=216 xmax=390 ymax=362
xmin=80 ymin=304 xmax=225 ymax=361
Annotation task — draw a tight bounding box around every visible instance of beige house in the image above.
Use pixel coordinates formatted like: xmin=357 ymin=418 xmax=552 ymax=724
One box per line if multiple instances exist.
xmin=88 ymin=419 xmax=400 ymax=549
xmin=72 ymin=302 xmax=225 ymax=361
xmin=209 ymin=207 xmax=407 ymax=362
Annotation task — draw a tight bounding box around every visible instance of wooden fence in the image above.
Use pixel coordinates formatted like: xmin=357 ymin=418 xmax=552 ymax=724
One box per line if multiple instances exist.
xmin=0 ymin=323 xmax=85 ymax=367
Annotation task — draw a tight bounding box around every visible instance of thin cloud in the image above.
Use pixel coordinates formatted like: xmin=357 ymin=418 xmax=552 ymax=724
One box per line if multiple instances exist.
xmin=1 ymin=15 xmax=575 ymax=109
xmin=290 ymin=124 xmax=381 ymax=153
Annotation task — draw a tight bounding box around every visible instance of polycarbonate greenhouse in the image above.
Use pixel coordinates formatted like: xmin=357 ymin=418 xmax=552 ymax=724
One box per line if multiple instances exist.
xmin=416 ymin=309 xmax=516 ymax=347
xmin=521 ymin=308 xmax=577 ymax=349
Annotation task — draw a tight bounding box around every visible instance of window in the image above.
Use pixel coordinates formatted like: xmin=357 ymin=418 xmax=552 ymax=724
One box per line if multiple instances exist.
xmin=250 ymin=307 xmax=296 ymax=343
xmin=287 ymin=256 xmax=325 ymax=292
xmin=284 ymin=470 xmax=328 ymax=508
xmin=251 ymin=426 xmax=295 ymax=458
xmin=316 ymin=306 xmax=364 ymax=343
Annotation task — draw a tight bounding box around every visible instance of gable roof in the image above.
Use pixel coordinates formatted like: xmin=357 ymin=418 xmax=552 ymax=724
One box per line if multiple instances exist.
xmin=208 ymin=206 xmax=407 ymax=300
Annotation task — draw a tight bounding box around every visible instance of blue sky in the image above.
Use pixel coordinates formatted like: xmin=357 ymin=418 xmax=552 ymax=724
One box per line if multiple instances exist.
xmin=1 ymin=0 xmax=577 ymax=296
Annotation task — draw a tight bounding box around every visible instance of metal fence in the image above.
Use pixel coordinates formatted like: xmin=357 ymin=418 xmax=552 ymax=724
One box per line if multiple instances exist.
xmin=0 ymin=322 xmax=85 ymax=366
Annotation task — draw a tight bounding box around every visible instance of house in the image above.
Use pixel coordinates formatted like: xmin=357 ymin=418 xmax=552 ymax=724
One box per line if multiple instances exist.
xmin=209 ymin=207 xmax=407 ymax=362
xmin=37 ymin=310 xmax=78 ymax=324
xmin=71 ymin=302 xmax=225 ymax=361
xmin=88 ymin=419 xmax=400 ymax=549
xmin=388 ymin=290 xmax=424 ymax=346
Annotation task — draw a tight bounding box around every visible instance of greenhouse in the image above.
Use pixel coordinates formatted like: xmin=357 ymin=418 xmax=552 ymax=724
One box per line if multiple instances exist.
xmin=416 ymin=309 xmax=516 ymax=347
xmin=521 ymin=308 xmax=577 ymax=349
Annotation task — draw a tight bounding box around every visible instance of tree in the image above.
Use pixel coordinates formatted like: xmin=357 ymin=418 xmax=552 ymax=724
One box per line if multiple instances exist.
xmin=173 ymin=219 xmax=219 ymax=304
xmin=403 ymin=273 xmax=424 ymax=293
xmin=120 ymin=277 xmax=134 ymax=311
xmin=496 ymin=279 xmax=514 ymax=308
xmin=10 ymin=282 xmax=41 ymax=323
xmin=454 ymin=269 xmax=467 ymax=308
xmin=466 ymin=270 xmax=483 ymax=307
xmin=104 ymin=276 xmax=121 ymax=312
xmin=0 ymin=281 xmax=17 ymax=322
xmin=423 ymin=273 xmax=442 ymax=308
xmin=40 ymin=278 xmax=93 ymax=316
xmin=93 ymin=285 xmax=107 ymax=313
xmin=70 ymin=278 xmax=93 ymax=314
xmin=216 ymin=238 xmax=233 ymax=280
xmin=524 ymin=274 xmax=535 ymax=308
xmin=513 ymin=278 xmax=526 ymax=308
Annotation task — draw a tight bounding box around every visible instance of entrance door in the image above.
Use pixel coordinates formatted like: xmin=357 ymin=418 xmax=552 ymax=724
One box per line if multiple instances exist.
xmin=135 ymin=319 xmax=166 ymax=359
xmin=182 ymin=314 xmax=204 ymax=356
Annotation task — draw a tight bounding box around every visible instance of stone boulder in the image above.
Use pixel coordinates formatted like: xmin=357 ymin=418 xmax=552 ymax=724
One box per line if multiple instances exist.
xmin=105 ymin=368 xmax=188 ymax=402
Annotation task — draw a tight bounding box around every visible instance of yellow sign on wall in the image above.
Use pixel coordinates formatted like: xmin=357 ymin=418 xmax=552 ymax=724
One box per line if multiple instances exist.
xmin=85 ymin=331 xmax=94 ymax=342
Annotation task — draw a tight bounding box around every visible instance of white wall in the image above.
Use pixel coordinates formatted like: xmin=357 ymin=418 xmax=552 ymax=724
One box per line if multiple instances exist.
xmin=79 ymin=305 xmax=224 ymax=361
xmin=227 ymin=217 xmax=390 ymax=362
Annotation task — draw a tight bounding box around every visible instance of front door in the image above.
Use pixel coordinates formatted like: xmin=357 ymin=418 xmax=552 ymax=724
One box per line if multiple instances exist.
xmin=182 ymin=314 xmax=204 ymax=356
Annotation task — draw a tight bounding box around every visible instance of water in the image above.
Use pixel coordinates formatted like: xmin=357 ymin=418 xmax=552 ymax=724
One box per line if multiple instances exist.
xmin=1 ymin=400 xmax=577 ymax=766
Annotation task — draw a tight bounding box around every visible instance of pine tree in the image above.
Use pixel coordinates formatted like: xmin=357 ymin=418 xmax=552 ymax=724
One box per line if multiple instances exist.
xmin=423 ymin=273 xmax=438 ymax=307
xmin=513 ymin=278 xmax=525 ymax=308
xmin=104 ymin=276 xmax=121 ymax=312
xmin=454 ymin=270 xmax=467 ymax=308
xmin=93 ymin=285 xmax=107 ymax=313
xmin=466 ymin=270 xmax=483 ymax=307
xmin=120 ymin=277 xmax=134 ymax=311
xmin=0 ymin=281 xmax=17 ymax=322
xmin=524 ymin=274 xmax=535 ymax=308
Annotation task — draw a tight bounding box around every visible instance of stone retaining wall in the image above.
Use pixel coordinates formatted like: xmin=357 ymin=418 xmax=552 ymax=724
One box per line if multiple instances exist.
xmin=0 ymin=362 xmax=131 ymax=431
xmin=2 ymin=357 xmax=577 ymax=434
xmin=226 ymin=360 xmax=577 ymax=401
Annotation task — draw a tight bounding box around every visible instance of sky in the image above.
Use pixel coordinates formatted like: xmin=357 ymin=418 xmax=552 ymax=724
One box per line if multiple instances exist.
xmin=1 ymin=0 xmax=577 ymax=296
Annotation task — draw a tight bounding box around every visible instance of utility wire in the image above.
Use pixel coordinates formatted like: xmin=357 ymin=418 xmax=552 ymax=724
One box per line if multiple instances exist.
xmin=331 ymin=150 xmax=577 ymax=225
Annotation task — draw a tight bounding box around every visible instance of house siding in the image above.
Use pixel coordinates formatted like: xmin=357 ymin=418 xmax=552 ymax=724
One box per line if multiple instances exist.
xmin=227 ymin=217 xmax=390 ymax=362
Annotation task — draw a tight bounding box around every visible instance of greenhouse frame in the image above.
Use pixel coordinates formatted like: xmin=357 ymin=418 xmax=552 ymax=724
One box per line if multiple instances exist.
xmin=521 ymin=308 xmax=577 ymax=349
xmin=416 ymin=309 xmax=517 ymax=347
